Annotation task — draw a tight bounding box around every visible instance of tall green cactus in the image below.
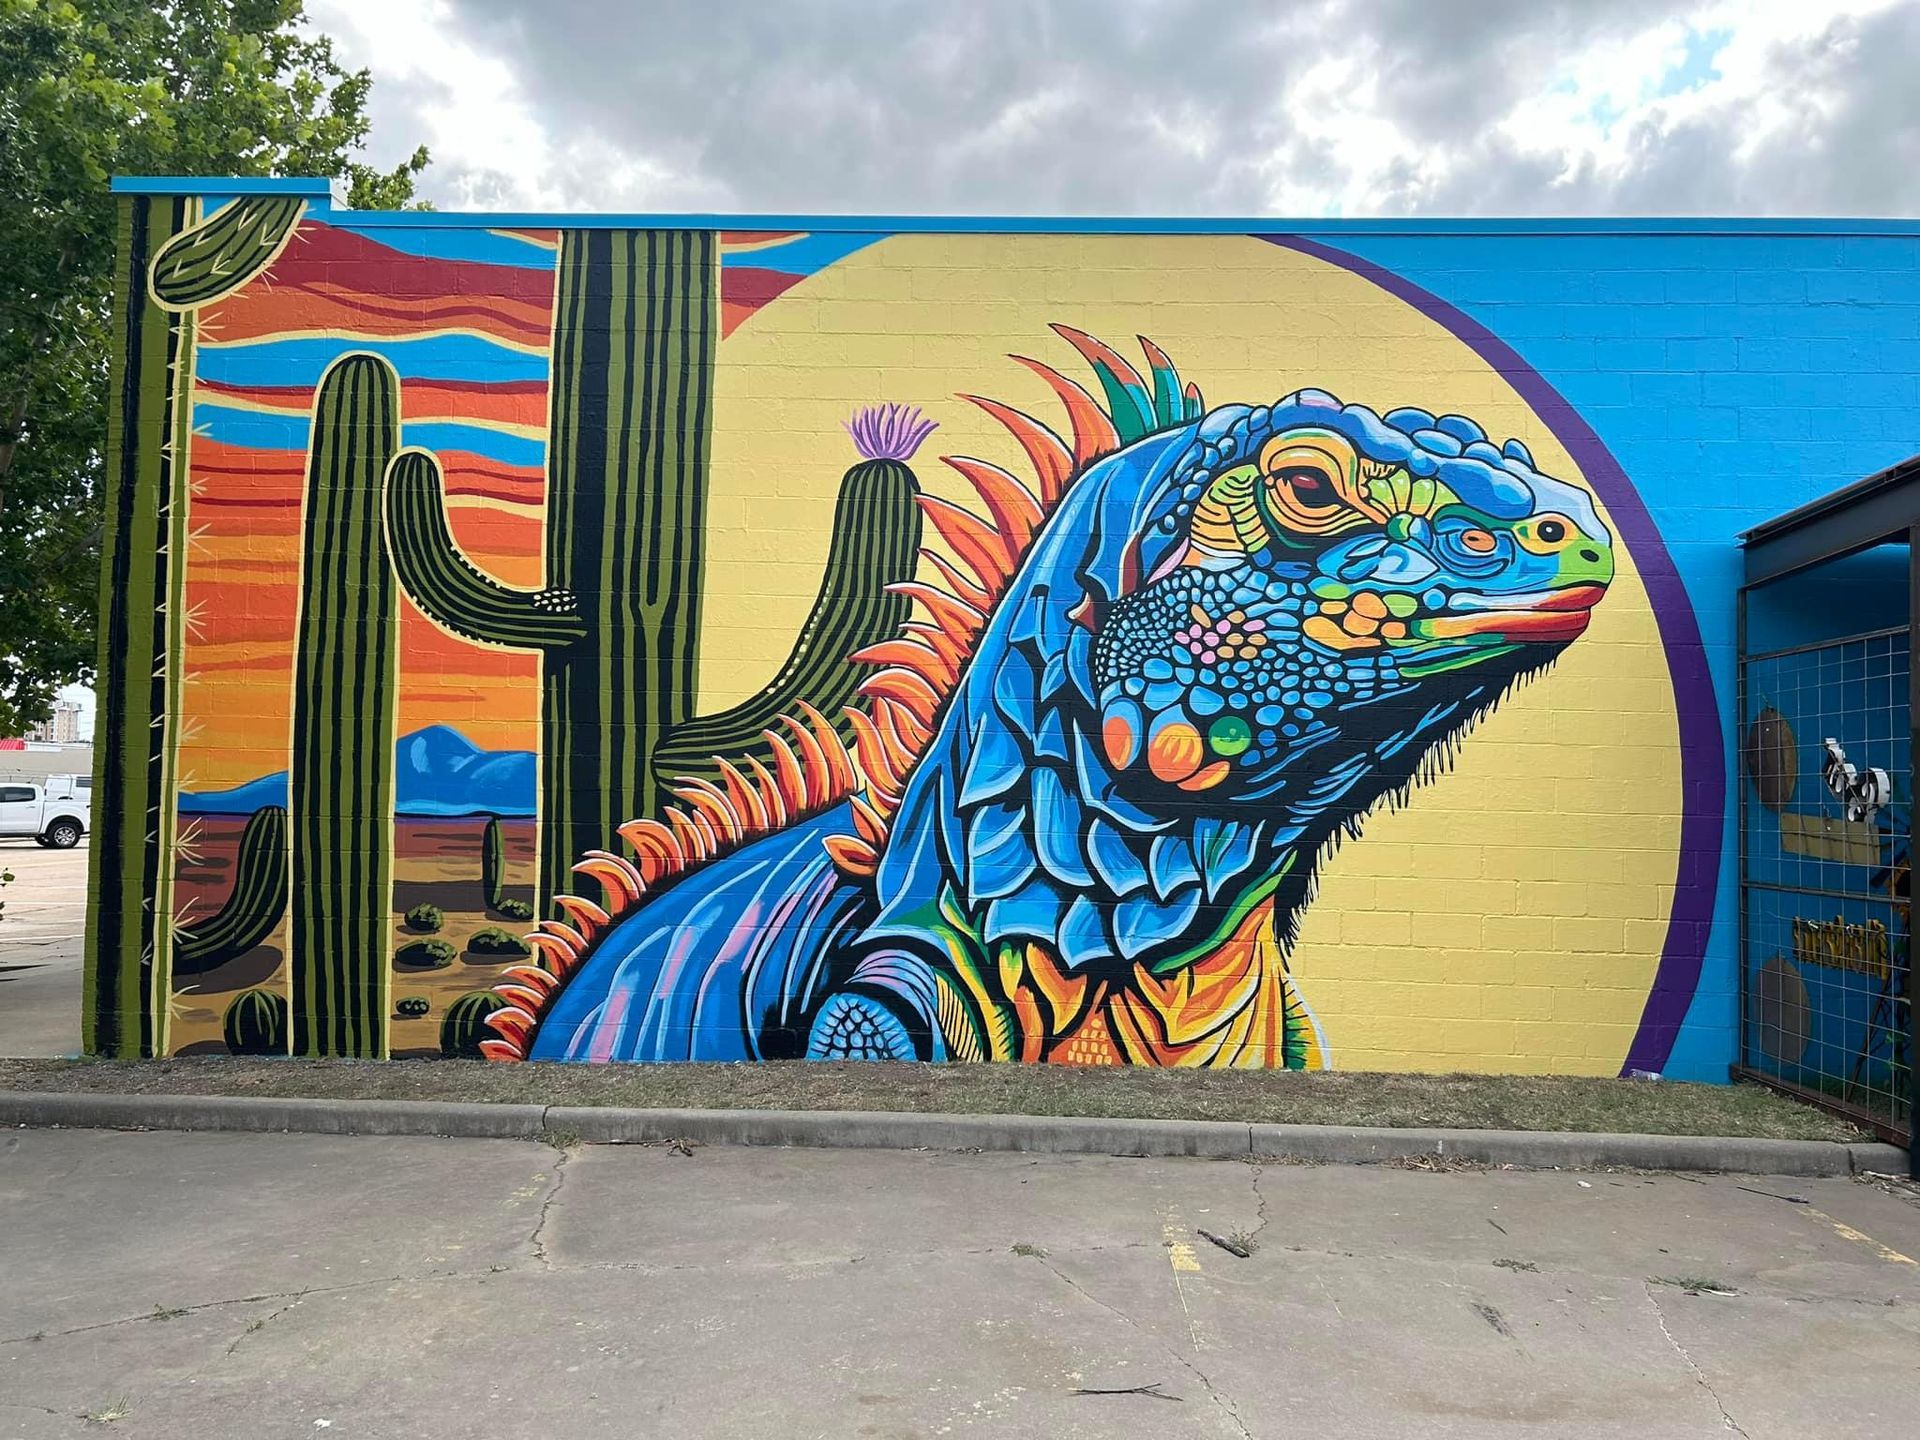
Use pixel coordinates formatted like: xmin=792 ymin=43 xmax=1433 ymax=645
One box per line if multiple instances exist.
xmin=385 ymin=230 xmax=716 ymax=912
xmin=654 ymin=410 xmax=928 ymax=788
xmin=174 ymin=805 xmax=290 ymax=976
xmin=87 ymin=195 xmax=190 ymax=1057
xmin=290 ymin=354 xmax=401 ymax=1057
xmin=90 ymin=191 xmax=309 ymax=1056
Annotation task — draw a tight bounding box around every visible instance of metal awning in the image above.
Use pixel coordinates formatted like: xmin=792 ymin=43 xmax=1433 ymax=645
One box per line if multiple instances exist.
xmin=1741 ymin=453 xmax=1920 ymax=587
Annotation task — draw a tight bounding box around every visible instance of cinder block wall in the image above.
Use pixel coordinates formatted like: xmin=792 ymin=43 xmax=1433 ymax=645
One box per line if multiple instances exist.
xmin=84 ymin=179 xmax=1920 ymax=1078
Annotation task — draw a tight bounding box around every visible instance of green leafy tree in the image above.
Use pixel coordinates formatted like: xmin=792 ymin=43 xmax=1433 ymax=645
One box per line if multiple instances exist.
xmin=0 ymin=0 xmax=429 ymax=734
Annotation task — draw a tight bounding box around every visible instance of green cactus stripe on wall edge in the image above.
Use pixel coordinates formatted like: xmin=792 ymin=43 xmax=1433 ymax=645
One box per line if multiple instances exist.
xmin=149 ymin=195 xmax=304 ymax=311
xmin=290 ymin=353 xmax=401 ymax=1058
xmin=655 ymin=454 xmax=924 ymax=788
xmin=174 ymin=806 xmax=289 ymax=976
xmin=86 ymin=194 xmax=192 ymax=1058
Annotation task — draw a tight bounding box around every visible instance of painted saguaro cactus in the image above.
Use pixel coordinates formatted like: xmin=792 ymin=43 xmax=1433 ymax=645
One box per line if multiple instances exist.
xmin=88 ymin=195 xmax=304 ymax=1056
xmin=384 ymin=229 xmax=717 ymax=912
xmin=173 ymin=805 xmax=290 ymax=976
xmin=86 ymin=195 xmax=192 ymax=1057
xmin=652 ymin=406 xmax=929 ymax=790
xmin=290 ymin=354 xmax=401 ymax=1057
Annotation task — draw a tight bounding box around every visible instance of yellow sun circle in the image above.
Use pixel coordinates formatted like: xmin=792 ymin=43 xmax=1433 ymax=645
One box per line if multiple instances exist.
xmin=709 ymin=233 xmax=1681 ymax=1076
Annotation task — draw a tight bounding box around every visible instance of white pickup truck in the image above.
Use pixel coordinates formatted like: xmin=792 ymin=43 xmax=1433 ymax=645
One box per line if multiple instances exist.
xmin=0 ymin=775 xmax=91 ymax=849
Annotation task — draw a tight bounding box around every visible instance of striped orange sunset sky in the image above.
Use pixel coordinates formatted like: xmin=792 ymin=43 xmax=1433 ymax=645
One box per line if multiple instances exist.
xmin=175 ymin=215 xmax=879 ymax=792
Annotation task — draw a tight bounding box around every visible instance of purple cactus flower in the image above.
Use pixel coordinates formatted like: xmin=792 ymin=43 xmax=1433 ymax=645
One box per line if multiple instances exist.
xmin=846 ymin=403 xmax=937 ymax=462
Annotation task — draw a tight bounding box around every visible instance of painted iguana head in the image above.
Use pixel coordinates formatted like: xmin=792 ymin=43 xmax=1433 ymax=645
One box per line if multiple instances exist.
xmin=1090 ymin=391 xmax=1612 ymax=806
xmin=865 ymin=343 xmax=1612 ymax=976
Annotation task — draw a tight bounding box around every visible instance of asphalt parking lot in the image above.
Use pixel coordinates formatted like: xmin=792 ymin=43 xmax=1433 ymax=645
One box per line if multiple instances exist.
xmin=0 ymin=840 xmax=85 ymax=1058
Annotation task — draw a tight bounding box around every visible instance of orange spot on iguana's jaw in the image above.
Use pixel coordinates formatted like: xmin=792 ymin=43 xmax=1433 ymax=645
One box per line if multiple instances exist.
xmin=1102 ymin=712 xmax=1138 ymax=769
xmin=1176 ymin=759 xmax=1232 ymax=792
xmin=1147 ymin=717 xmax=1205 ymax=784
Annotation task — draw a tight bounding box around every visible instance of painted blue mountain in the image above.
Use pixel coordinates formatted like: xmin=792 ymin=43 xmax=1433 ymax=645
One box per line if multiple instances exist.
xmin=179 ymin=725 xmax=536 ymax=817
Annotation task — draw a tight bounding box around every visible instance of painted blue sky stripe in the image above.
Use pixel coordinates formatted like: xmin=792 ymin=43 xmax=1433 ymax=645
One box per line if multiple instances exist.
xmin=725 ymin=231 xmax=884 ymax=273
xmin=404 ymin=422 xmax=546 ymax=469
xmin=193 ymin=403 xmax=546 ymax=470
xmin=358 ymin=224 xmax=559 ymax=270
xmin=196 ymin=334 xmax=549 ymax=388
xmin=193 ymin=403 xmax=312 ymax=452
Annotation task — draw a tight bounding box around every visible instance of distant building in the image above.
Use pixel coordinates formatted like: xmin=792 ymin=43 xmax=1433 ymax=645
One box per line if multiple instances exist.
xmin=25 ymin=700 xmax=83 ymax=745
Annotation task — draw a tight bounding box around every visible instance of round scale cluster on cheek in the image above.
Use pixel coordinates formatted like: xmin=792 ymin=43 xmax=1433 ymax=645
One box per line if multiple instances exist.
xmin=1093 ymin=562 xmax=1397 ymax=788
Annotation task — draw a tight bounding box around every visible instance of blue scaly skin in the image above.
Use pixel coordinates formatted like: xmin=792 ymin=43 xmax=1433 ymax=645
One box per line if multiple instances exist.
xmin=530 ymin=382 xmax=1613 ymax=1066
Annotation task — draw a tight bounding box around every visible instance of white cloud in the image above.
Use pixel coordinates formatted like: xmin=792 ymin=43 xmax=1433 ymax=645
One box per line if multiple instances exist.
xmin=307 ymin=0 xmax=1920 ymax=216
xmin=305 ymin=0 xmax=726 ymax=211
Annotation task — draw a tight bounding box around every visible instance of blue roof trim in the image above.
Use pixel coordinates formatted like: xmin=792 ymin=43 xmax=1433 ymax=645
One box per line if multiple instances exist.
xmin=339 ymin=213 xmax=1920 ymax=237
xmin=109 ymin=178 xmax=1920 ymax=235
xmin=112 ymin=176 xmax=333 ymax=197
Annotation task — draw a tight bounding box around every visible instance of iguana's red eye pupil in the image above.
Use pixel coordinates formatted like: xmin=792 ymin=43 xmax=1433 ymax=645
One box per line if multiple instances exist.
xmin=1279 ymin=468 xmax=1333 ymax=506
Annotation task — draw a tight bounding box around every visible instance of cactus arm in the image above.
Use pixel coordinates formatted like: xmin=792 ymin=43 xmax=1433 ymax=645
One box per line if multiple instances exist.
xmin=384 ymin=449 xmax=588 ymax=650
xmin=149 ymin=195 xmax=303 ymax=311
xmin=174 ymin=806 xmax=290 ymax=976
xmin=655 ymin=453 xmax=922 ymax=787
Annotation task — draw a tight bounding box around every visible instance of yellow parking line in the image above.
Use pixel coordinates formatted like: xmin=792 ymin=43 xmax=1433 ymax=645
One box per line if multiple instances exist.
xmin=1162 ymin=1218 xmax=1203 ymax=1274
xmin=1803 ymin=1207 xmax=1917 ymax=1265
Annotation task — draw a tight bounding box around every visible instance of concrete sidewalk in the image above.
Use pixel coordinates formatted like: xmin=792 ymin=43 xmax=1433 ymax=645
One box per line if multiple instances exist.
xmin=2 ymin=1127 xmax=1916 ymax=1438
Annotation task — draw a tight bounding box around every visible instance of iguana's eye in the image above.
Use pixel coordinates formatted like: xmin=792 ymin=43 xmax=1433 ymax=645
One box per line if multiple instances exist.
xmin=1515 ymin=513 xmax=1579 ymax=554
xmin=1276 ymin=466 xmax=1335 ymax=507
xmin=1260 ymin=438 xmax=1370 ymax=536
xmin=1457 ymin=528 xmax=1497 ymax=554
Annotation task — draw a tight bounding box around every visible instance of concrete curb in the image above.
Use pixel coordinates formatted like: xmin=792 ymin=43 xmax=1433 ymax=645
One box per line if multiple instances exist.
xmin=0 ymin=1092 xmax=550 ymax=1140
xmin=1 ymin=1089 xmax=1904 ymax=1175
xmin=548 ymin=1106 xmax=1253 ymax=1157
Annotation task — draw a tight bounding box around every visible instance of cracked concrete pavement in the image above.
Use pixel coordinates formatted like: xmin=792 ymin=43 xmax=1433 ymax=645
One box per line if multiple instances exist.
xmin=3 ymin=1129 xmax=1918 ymax=1437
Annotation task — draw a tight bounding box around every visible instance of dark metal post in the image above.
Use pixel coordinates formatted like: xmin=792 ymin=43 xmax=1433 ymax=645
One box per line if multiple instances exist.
xmin=1736 ymin=582 xmax=1749 ymax=1082
xmin=1908 ymin=526 xmax=1919 ymax=1178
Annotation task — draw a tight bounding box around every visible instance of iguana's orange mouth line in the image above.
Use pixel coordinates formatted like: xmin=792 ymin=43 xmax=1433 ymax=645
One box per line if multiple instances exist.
xmin=1415 ymin=583 xmax=1607 ymax=643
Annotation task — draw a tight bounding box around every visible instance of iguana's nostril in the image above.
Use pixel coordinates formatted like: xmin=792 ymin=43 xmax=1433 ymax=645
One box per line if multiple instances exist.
xmin=1578 ymin=548 xmax=1600 ymax=563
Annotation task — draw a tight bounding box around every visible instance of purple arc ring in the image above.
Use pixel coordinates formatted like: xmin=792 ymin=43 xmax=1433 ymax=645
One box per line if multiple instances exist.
xmin=1263 ymin=234 xmax=1724 ymax=1077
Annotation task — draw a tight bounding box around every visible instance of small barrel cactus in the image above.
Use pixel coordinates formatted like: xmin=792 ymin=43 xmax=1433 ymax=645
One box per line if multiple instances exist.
xmin=223 ymin=989 xmax=290 ymax=1056
xmin=441 ymin=990 xmax=509 ymax=1059
xmin=396 ymin=938 xmax=457 ymax=969
xmin=395 ymin=996 xmax=431 ymax=1019
xmin=404 ymin=902 xmax=444 ymax=933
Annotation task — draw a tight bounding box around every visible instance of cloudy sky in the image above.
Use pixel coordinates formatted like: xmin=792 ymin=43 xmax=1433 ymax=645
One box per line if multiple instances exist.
xmin=304 ymin=0 xmax=1920 ymax=217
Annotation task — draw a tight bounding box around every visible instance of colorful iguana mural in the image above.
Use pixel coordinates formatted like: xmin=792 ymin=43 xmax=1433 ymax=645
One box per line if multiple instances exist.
xmin=481 ymin=328 xmax=1614 ymax=1067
